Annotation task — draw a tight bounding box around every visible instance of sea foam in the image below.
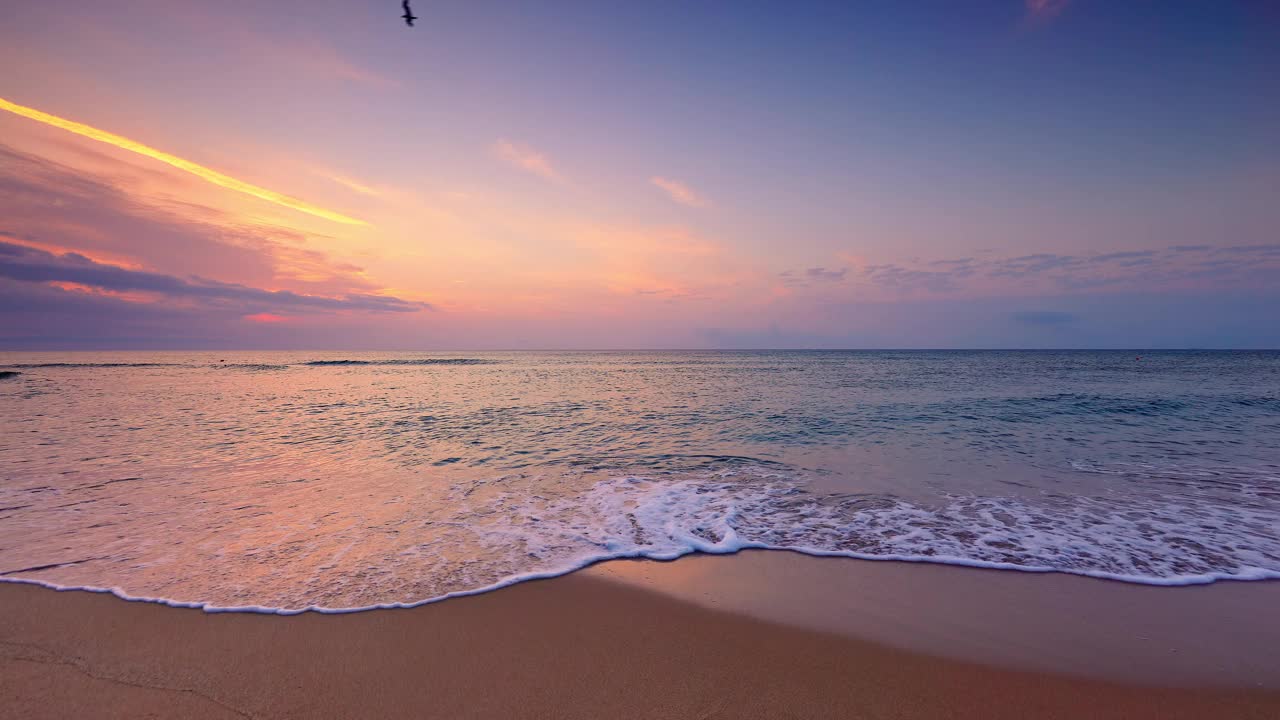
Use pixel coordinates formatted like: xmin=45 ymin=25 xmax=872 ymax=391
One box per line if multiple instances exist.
xmin=3 ymin=465 xmax=1277 ymax=614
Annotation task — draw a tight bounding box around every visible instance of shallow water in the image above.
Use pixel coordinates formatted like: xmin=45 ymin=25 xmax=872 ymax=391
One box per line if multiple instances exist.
xmin=1 ymin=350 xmax=1278 ymax=611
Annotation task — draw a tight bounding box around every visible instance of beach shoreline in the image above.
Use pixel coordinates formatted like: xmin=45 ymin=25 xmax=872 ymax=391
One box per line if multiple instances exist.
xmin=589 ymin=549 xmax=1280 ymax=689
xmin=4 ymin=555 xmax=1279 ymax=719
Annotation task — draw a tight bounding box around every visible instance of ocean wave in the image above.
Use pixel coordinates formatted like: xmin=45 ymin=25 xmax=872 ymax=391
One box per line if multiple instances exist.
xmin=0 ymin=371 xmax=20 ymax=380
xmin=2 ymin=350 xmax=1276 ymax=614
xmin=1 ymin=362 xmax=184 ymax=368
xmin=455 ymin=471 xmax=1280 ymax=586
xmin=3 ymin=465 xmax=1275 ymax=614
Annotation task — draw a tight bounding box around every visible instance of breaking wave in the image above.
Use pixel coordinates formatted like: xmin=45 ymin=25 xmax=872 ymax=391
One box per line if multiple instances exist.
xmin=2 ymin=463 xmax=1276 ymax=614
xmin=3 ymin=350 xmax=1277 ymax=614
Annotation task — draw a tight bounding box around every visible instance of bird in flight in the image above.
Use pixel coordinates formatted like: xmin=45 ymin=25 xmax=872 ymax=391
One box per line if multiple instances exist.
xmin=402 ymin=0 xmax=417 ymax=27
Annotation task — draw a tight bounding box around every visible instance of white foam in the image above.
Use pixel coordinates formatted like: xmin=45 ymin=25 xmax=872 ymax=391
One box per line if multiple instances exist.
xmin=5 ymin=468 xmax=1277 ymax=614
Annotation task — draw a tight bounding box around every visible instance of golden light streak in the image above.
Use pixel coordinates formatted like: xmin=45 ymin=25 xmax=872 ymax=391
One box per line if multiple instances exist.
xmin=0 ymin=96 xmax=368 ymax=226
xmin=313 ymin=168 xmax=380 ymax=196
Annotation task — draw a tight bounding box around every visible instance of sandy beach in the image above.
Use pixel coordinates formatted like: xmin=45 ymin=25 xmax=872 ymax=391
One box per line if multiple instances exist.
xmin=5 ymin=0 xmax=1280 ymax=715
xmin=4 ymin=558 xmax=1279 ymax=720
xmin=591 ymin=549 xmax=1280 ymax=688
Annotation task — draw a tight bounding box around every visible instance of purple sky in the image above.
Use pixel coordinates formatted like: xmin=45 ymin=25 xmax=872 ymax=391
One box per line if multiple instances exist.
xmin=2 ymin=1 xmax=1278 ymax=348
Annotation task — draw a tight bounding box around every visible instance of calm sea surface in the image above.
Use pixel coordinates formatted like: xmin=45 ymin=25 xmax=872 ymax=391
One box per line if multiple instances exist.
xmin=1 ymin=350 xmax=1278 ymax=611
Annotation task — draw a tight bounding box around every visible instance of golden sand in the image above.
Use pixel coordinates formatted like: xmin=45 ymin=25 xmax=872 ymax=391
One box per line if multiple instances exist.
xmin=3 ymin=569 xmax=1278 ymax=719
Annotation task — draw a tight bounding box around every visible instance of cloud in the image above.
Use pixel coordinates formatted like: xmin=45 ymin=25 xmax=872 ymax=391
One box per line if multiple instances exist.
xmin=783 ymin=243 xmax=1280 ymax=299
xmin=1089 ymin=251 xmax=1155 ymax=264
xmin=244 ymin=313 xmax=290 ymax=323
xmin=279 ymin=42 xmax=399 ymax=89
xmin=0 ymin=140 xmax=455 ymax=347
xmin=491 ymin=140 xmax=563 ymax=183
xmin=804 ymin=267 xmax=847 ymax=283
xmin=0 ymin=266 xmax=440 ymax=350
xmin=699 ymin=290 xmax=1280 ymax=350
xmin=1025 ymin=0 xmax=1070 ymax=23
xmin=777 ymin=267 xmax=851 ymax=288
xmin=0 ymin=240 xmax=427 ymax=314
xmin=806 ymin=267 xmax=847 ymax=281
xmin=311 ymin=168 xmax=380 ymax=197
xmin=975 ymin=246 xmax=1279 ymax=291
xmin=650 ymin=177 xmax=708 ymax=208
xmin=0 ymin=96 xmax=367 ymax=226
xmin=862 ymin=264 xmax=966 ymax=293
xmin=0 ymin=145 xmax=376 ymax=297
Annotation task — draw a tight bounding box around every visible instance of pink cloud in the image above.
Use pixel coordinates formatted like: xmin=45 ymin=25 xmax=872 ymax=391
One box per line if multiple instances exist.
xmin=491 ymin=140 xmax=564 ymax=183
xmin=244 ymin=312 xmax=290 ymax=323
xmin=1025 ymin=0 xmax=1070 ymax=23
xmin=650 ymin=177 xmax=708 ymax=208
xmin=0 ymin=143 xmax=386 ymax=299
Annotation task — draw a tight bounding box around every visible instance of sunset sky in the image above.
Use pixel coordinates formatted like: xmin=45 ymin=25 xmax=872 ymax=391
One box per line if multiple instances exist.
xmin=2 ymin=0 xmax=1278 ymax=349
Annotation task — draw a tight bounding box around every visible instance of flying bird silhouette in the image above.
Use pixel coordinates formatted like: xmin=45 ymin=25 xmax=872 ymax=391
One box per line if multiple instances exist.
xmin=402 ymin=0 xmax=417 ymax=27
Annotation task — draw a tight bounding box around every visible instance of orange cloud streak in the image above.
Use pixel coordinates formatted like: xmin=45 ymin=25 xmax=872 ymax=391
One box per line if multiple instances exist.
xmin=243 ymin=312 xmax=291 ymax=323
xmin=0 ymin=96 xmax=368 ymax=226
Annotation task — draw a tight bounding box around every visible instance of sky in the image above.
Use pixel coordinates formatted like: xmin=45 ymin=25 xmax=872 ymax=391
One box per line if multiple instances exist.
xmin=1 ymin=0 xmax=1278 ymax=349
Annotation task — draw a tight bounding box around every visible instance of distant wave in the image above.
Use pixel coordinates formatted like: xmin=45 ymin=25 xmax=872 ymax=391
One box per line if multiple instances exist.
xmin=302 ymin=359 xmax=497 ymax=366
xmin=0 ymin=356 xmax=499 ymax=366
xmin=0 ymin=360 xmax=498 ymax=370
xmin=1 ymin=362 xmax=183 ymax=368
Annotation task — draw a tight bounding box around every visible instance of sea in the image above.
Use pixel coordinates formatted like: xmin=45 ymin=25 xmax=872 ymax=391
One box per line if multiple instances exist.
xmin=1 ymin=350 xmax=1277 ymax=613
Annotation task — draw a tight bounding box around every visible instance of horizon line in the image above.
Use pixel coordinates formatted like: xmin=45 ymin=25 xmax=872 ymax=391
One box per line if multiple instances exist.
xmin=2 ymin=347 xmax=1277 ymax=353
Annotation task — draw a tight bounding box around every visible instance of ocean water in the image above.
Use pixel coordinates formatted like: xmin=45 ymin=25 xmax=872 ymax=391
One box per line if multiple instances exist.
xmin=1 ymin=350 xmax=1278 ymax=613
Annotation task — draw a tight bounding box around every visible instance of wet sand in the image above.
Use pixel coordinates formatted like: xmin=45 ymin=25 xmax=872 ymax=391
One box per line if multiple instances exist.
xmin=3 ymin=561 xmax=1279 ymax=719
xmin=591 ymin=549 xmax=1280 ymax=688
